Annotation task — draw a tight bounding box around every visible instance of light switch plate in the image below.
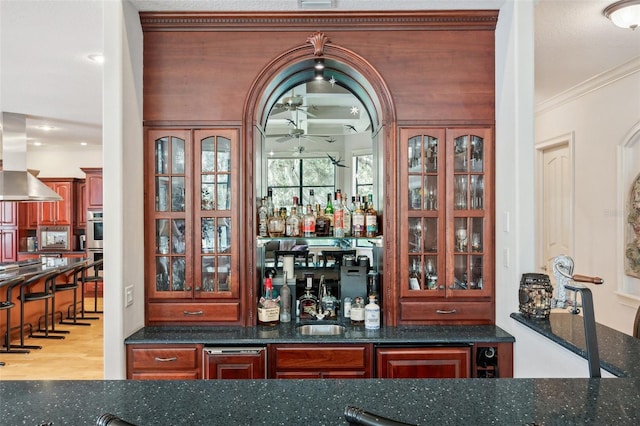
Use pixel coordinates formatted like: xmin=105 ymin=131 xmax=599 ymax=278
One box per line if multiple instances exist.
xmin=125 ymin=285 xmax=134 ymax=307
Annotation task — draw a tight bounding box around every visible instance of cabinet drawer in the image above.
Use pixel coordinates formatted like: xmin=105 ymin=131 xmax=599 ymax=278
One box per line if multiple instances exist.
xmin=399 ymin=301 xmax=493 ymax=323
xmin=147 ymin=302 xmax=240 ymax=323
xmin=376 ymin=347 xmax=471 ymax=378
xmin=270 ymin=344 xmax=370 ymax=371
xmin=128 ymin=345 xmax=200 ymax=371
xmin=130 ymin=371 xmax=200 ymax=380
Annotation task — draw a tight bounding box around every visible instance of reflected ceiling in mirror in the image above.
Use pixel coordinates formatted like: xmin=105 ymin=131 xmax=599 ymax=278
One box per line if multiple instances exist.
xmin=265 ymin=80 xmax=372 ymax=158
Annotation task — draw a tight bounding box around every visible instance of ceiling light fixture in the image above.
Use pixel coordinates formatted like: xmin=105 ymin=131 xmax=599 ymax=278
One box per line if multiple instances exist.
xmin=604 ymin=0 xmax=640 ymax=29
xmin=314 ymin=59 xmax=325 ymax=70
xmin=298 ymin=0 xmax=335 ymax=9
xmin=314 ymin=68 xmax=324 ymax=81
xmin=37 ymin=125 xmax=55 ymax=131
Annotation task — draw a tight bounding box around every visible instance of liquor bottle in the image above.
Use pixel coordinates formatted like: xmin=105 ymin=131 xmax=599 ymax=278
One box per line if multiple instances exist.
xmin=298 ymin=274 xmax=319 ymax=319
xmin=315 ymin=203 xmax=330 ymax=236
xmin=257 ymin=197 xmax=268 ymax=237
xmin=309 ymin=189 xmax=316 ymax=214
xmin=364 ymin=295 xmax=380 ymax=330
xmin=319 ymin=275 xmax=337 ymax=318
xmin=324 ymin=193 xmax=334 ymax=235
xmin=350 ymin=296 xmax=365 ymax=325
xmin=333 ymin=191 xmax=345 ymax=237
xmin=365 ymin=194 xmax=378 ymax=238
xmin=302 ymin=204 xmax=316 ymax=237
xmin=367 ymin=270 xmax=379 ymax=305
xmin=279 ymin=275 xmax=291 ymax=323
xmin=266 ymin=187 xmax=275 ymax=215
xmin=258 ymin=275 xmax=280 ymax=326
xmin=343 ymin=194 xmax=352 ymax=237
xmin=285 ymin=206 xmax=301 ymax=237
xmin=352 ymin=196 xmax=365 ymax=237
xmin=268 ymin=207 xmax=286 ymax=237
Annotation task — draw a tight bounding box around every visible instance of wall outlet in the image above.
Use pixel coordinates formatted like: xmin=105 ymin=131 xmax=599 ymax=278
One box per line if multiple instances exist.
xmin=125 ymin=285 xmax=134 ymax=307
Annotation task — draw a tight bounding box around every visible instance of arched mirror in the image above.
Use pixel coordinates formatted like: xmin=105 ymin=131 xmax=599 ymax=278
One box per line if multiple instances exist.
xmin=263 ymin=79 xmax=374 ymax=211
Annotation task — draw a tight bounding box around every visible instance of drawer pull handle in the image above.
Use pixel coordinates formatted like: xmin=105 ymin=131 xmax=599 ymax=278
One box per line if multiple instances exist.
xmin=436 ymin=309 xmax=457 ymax=314
xmin=154 ymin=357 xmax=177 ymax=362
xmin=183 ymin=310 xmax=204 ymax=316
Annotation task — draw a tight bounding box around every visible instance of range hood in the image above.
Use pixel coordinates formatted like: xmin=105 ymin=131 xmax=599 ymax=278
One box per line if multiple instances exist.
xmin=0 ymin=112 xmax=62 ymax=201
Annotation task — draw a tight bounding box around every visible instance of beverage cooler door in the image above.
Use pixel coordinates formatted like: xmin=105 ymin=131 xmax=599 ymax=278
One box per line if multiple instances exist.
xmin=203 ymin=347 xmax=267 ymax=379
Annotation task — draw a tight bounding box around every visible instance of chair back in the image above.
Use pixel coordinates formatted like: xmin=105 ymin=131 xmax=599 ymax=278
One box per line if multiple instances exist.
xmin=634 ymin=305 xmax=640 ymax=338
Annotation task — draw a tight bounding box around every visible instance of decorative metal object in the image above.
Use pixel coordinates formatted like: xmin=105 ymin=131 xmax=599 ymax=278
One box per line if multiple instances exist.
xmin=552 ymin=255 xmax=574 ymax=309
xmin=306 ymin=32 xmax=330 ymax=56
xmin=625 ymin=172 xmax=640 ymax=278
xmin=519 ymin=273 xmax=553 ymax=319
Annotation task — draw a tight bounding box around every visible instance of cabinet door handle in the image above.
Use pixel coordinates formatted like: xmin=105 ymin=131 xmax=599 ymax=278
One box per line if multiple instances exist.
xmin=436 ymin=309 xmax=457 ymax=314
xmin=183 ymin=310 xmax=204 ymax=316
xmin=154 ymin=357 xmax=177 ymax=362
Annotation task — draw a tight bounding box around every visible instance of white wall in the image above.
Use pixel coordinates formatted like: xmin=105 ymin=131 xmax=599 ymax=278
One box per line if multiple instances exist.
xmin=535 ymin=61 xmax=640 ymax=335
xmin=27 ymin=148 xmax=102 ymax=178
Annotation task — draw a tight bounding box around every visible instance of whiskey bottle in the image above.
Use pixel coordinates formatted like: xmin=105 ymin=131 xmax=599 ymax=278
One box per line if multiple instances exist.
xmin=314 ymin=203 xmax=330 ymax=237
xmin=258 ymin=275 xmax=280 ymax=326
xmin=298 ymin=274 xmax=319 ymax=320
xmin=302 ymin=204 xmax=316 ymax=237
xmin=268 ymin=207 xmax=286 ymax=237
xmin=365 ymin=194 xmax=378 ymax=238
xmin=285 ymin=206 xmax=301 ymax=237
xmin=352 ymin=196 xmax=365 ymax=237
xmin=319 ymin=275 xmax=337 ymax=318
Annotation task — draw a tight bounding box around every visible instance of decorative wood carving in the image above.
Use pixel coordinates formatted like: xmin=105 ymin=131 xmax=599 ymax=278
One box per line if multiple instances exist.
xmin=306 ymin=32 xmax=330 ymax=56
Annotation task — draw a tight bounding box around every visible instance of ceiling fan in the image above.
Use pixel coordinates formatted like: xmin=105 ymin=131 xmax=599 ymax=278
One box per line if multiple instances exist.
xmin=271 ymin=94 xmax=318 ymax=118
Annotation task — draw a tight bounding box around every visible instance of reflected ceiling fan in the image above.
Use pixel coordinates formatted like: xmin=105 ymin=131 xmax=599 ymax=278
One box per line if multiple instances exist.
xmin=269 ymin=109 xmax=327 ymax=144
xmin=271 ymin=94 xmax=318 ymax=118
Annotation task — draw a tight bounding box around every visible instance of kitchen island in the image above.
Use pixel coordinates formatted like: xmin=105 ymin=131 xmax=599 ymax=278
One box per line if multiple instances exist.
xmin=2 ymin=378 xmax=640 ymax=425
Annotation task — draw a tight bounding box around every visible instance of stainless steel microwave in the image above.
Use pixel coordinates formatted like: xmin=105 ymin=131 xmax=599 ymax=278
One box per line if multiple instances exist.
xmin=38 ymin=226 xmax=71 ymax=251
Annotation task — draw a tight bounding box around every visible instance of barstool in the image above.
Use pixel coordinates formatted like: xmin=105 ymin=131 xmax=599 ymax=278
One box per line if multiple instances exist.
xmin=19 ymin=269 xmax=65 ymax=342
xmin=0 ymin=276 xmax=27 ymax=359
xmin=80 ymin=259 xmax=104 ymax=314
xmin=54 ymin=261 xmax=92 ymax=326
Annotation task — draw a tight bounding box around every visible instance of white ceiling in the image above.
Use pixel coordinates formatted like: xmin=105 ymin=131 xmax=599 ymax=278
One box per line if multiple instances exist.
xmin=1 ymin=0 xmax=638 ymax=150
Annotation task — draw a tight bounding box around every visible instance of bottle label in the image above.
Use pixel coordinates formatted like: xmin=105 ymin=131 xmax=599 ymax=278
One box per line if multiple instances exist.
xmin=258 ymin=306 xmax=280 ymax=322
xmin=365 ymin=305 xmax=380 ymax=329
xmin=366 ymin=214 xmax=377 ymax=234
xmin=350 ymin=307 xmax=365 ymax=322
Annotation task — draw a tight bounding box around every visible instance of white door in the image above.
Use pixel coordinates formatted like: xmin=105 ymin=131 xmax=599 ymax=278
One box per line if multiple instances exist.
xmin=537 ymin=137 xmax=573 ymax=276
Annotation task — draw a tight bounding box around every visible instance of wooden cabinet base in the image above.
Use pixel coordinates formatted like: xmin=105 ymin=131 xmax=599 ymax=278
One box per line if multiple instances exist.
xmin=376 ymin=347 xmax=471 ymax=379
xmin=127 ymin=344 xmax=203 ymax=380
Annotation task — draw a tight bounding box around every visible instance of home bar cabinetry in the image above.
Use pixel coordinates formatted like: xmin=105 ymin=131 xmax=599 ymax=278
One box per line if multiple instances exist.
xmin=134 ymin=11 xmax=512 ymax=379
xmin=144 ymin=129 xmax=240 ymax=325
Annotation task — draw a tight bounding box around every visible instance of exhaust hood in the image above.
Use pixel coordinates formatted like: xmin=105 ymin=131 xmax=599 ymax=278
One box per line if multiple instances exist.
xmin=0 ymin=112 xmax=62 ymax=201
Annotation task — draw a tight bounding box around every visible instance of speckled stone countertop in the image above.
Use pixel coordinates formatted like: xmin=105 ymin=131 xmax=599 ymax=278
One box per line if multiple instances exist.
xmin=511 ymin=312 xmax=640 ymax=377
xmin=125 ymin=322 xmax=515 ymax=345
xmin=3 ymin=378 xmax=640 ymax=425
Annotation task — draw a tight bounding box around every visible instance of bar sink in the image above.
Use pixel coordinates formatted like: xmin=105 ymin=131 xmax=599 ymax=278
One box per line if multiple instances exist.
xmin=296 ymin=324 xmax=346 ymax=336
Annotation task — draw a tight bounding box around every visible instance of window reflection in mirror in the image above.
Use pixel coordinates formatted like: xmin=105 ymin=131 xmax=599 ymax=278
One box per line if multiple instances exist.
xmin=263 ymin=80 xmax=374 ymax=209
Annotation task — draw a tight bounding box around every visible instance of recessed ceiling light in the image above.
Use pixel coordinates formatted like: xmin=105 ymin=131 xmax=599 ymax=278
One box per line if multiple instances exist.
xmin=80 ymin=142 xmax=88 ymax=146
xmin=33 ymin=141 xmax=42 ymax=146
xmin=37 ymin=125 xmax=55 ymax=131
xmin=87 ymin=53 xmax=104 ymax=64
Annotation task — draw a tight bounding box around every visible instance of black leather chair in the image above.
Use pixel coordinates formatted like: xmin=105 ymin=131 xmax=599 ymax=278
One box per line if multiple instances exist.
xmin=0 ymin=276 xmax=27 ymax=359
xmin=79 ymin=259 xmax=103 ymax=314
xmin=19 ymin=269 xmax=65 ymax=342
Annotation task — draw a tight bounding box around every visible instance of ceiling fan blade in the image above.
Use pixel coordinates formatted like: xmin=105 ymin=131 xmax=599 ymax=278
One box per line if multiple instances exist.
xmin=275 ymin=136 xmax=292 ymax=143
xmin=270 ymin=106 xmax=287 ymax=115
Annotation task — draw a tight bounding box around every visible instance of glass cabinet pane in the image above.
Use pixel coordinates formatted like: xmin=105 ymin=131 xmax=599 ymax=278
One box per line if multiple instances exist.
xmin=217 ymin=174 xmax=230 ymax=210
xmin=470 ymin=136 xmax=484 ymax=172
xmin=156 ymin=138 xmax=169 ymax=174
xmin=156 ymin=177 xmax=170 ymax=212
xmin=172 ymin=137 xmax=185 ymax=174
xmin=171 ymin=219 xmax=186 ymax=254
xmin=171 ymin=257 xmax=186 ymax=291
xmin=454 ymin=175 xmax=468 ymax=210
xmin=202 ymin=175 xmax=215 ymax=211
xmin=171 ymin=177 xmax=185 ymax=211
xmin=155 ymin=257 xmax=170 ymax=291
xmin=454 ymin=135 xmax=468 ymax=172
xmin=202 ymin=138 xmax=215 ymax=172
xmin=217 ymin=137 xmax=231 ymax=172
xmin=470 ymin=175 xmax=484 ymax=210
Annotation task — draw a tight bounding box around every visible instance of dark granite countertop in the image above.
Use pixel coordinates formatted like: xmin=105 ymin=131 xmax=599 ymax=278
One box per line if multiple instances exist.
xmin=0 ymin=257 xmax=87 ymax=286
xmin=125 ymin=322 xmax=515 ymax=345
xmin=511 ymin=312 xmax=640 ymax=377
xmin=3 ymin=378 xmax=640 ymax=425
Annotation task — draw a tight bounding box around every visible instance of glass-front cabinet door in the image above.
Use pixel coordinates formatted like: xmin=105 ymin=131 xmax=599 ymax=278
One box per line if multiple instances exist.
xmin=147 ymin=129 xmax=239 ymax=305
xmin=399 ymin=127 xmax=493 ymax=323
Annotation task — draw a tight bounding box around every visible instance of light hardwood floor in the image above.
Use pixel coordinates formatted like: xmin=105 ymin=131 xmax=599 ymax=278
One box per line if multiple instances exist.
xmin=0 ymin=298 xmax=104 ymax=380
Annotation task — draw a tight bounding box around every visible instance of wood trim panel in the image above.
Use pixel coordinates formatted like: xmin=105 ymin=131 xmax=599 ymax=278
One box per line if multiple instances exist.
xmin=140 ymin=11 xmax=498 ymax=32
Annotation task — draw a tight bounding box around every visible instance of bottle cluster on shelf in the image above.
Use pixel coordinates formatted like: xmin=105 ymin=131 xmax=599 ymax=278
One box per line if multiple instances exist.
xmin=257 ymin=188 xmax=379 ymax=239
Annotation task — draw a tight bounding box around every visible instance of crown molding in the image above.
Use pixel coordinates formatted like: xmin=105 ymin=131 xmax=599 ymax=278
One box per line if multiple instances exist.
xmin=535 ymin=56 xmax=640 ymax=115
